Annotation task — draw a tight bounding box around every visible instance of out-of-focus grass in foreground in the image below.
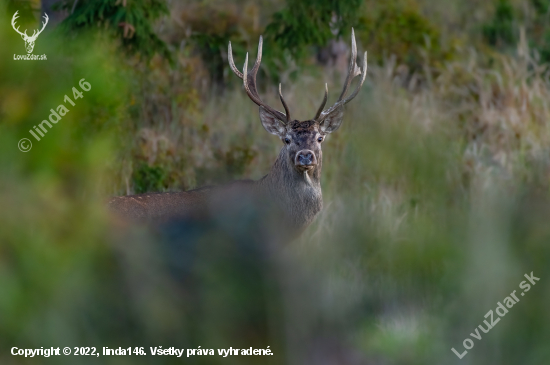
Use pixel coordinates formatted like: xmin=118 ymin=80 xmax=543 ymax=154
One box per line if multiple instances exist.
xmin=1 ymin=5 xmax=550 ymax=365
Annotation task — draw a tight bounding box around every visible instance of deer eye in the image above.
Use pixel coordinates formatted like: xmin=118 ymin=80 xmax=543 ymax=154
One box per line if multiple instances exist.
xmin=284 ymin=138 xmax=291 ymax=144
xmin=317 ymin=136 xmax=323 ymax=143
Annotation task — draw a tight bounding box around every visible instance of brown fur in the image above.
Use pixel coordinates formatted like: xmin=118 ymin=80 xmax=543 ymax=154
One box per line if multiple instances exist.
xmin=110 ymin=30 xmax=367 ymax=237
xmin=108 ymin=121 xmax=325 ymax=239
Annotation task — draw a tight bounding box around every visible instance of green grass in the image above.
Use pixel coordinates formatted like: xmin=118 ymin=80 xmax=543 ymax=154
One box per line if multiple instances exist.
xmin=2 ymin=2 xmax=550 ymax=364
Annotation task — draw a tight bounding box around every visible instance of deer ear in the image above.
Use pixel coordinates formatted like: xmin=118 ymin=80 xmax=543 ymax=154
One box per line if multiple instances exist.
xmin=319 ymin=105 xmax=344 ymax=134
xmin=259 ymin=106 xmax=286 ymax=137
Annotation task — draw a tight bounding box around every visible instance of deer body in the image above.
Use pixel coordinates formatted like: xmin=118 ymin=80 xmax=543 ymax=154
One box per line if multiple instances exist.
xmin=109 ymin=132 xmax=323 ymax=236
xmin=109 ymin=30 xmax=366 ymax=239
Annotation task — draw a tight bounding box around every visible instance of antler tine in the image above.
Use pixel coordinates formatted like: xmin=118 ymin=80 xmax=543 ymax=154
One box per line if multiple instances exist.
xmin=316 ymin=44 xmax=367 ymax=122
xmin=242 ymin=52 xmax=287 ymax=123
xmin=340 ymin=51 xmax=367 ymax=104
xmin=251 ymin=36 xmax=263 ymax=74
xmin=231 ymin=37 xmax=289 ymax=123
xmin=279 ymin=84 xmax=291 ymax=123
xmin=228 ymin=41 xmax=244 ymax=79
xmin=227 ymin=37 xmax=263 ymax=80
xmin=35 ymin=13 xmax=49 ymax=37
xmin=338 ymin=28 xmax=361 ymax=101
xmin=11 ymin=10 xmax=28 ymax=37
xmin=243 ymin=53 xmax=263 ymax=106
xmin=313 ymin=83 xmax=328 ymax=120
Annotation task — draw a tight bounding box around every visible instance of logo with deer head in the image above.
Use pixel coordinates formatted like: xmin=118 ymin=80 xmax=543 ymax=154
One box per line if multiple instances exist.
xmin=11 ymin=10 xmax=49 ymax=54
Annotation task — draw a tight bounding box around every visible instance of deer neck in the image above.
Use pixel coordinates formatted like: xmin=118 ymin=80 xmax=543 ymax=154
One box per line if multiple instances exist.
xmin=259 ymin=148 xmax=323 ymax=231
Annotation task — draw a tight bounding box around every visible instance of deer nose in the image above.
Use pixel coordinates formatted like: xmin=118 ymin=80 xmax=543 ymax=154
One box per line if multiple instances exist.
xmin=295 ymin=150 xmax=317 ymax=167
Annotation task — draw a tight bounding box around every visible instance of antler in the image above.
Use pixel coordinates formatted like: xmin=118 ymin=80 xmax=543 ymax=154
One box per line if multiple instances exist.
xmin=11 ymin=11 xmax=28 ymax=38
xmin=228 ymin=37 xmax=290 ymax=124
xmin=11 ymin=11 xmax=49 ymax=40
xmin=29 ymin=13 xmax=49 ymax=40
xmin=315 ymin=28 xmax=367 ymax=122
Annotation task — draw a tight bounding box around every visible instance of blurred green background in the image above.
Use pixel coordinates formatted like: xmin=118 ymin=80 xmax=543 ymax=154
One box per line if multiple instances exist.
xmin=1 ymin=0 xmax=550 ymax=364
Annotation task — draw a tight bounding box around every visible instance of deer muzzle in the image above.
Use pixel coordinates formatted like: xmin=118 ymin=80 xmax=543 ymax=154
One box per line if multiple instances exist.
xmin=295 ymin=150 xmax=317 ymax=170
xmin=25 ymin=41 xmax=34 ymax=53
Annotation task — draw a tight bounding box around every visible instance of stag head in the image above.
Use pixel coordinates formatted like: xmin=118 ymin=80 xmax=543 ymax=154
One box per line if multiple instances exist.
xmin=11 ymin=11 xmax=49 ymax=54
xmin=228 ymin=29 xmax=367 ymax=179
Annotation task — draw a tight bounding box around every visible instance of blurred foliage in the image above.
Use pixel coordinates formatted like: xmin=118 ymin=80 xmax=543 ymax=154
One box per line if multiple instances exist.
xmin=482 ymin=0 xmax=516 ymax=47
xmin=133 ymin=162 xmax=167 ymax=193
xmin=358 ymin=0 xmax=455 ymax=71
xmin=2 ymin=0 xmax=550 ymax=364
xmin=481 ymin=0 xmax=550 ymax=63
xmin=53 ymin=0 xmax=171 ymax=61
xmin=178 ymin=2 xmax=260 ymax=86
xmin=5 ymin=0 xmax=36 ymax=22
xmin=264 ymin=0 xmax=362 ymax=60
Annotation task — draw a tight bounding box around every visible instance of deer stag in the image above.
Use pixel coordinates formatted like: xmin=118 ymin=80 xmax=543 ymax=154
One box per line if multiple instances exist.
xmin=11 ymin=10 xmax=49 ymax=54
xmin=109 ymin=29 xmax=367 ymax=239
